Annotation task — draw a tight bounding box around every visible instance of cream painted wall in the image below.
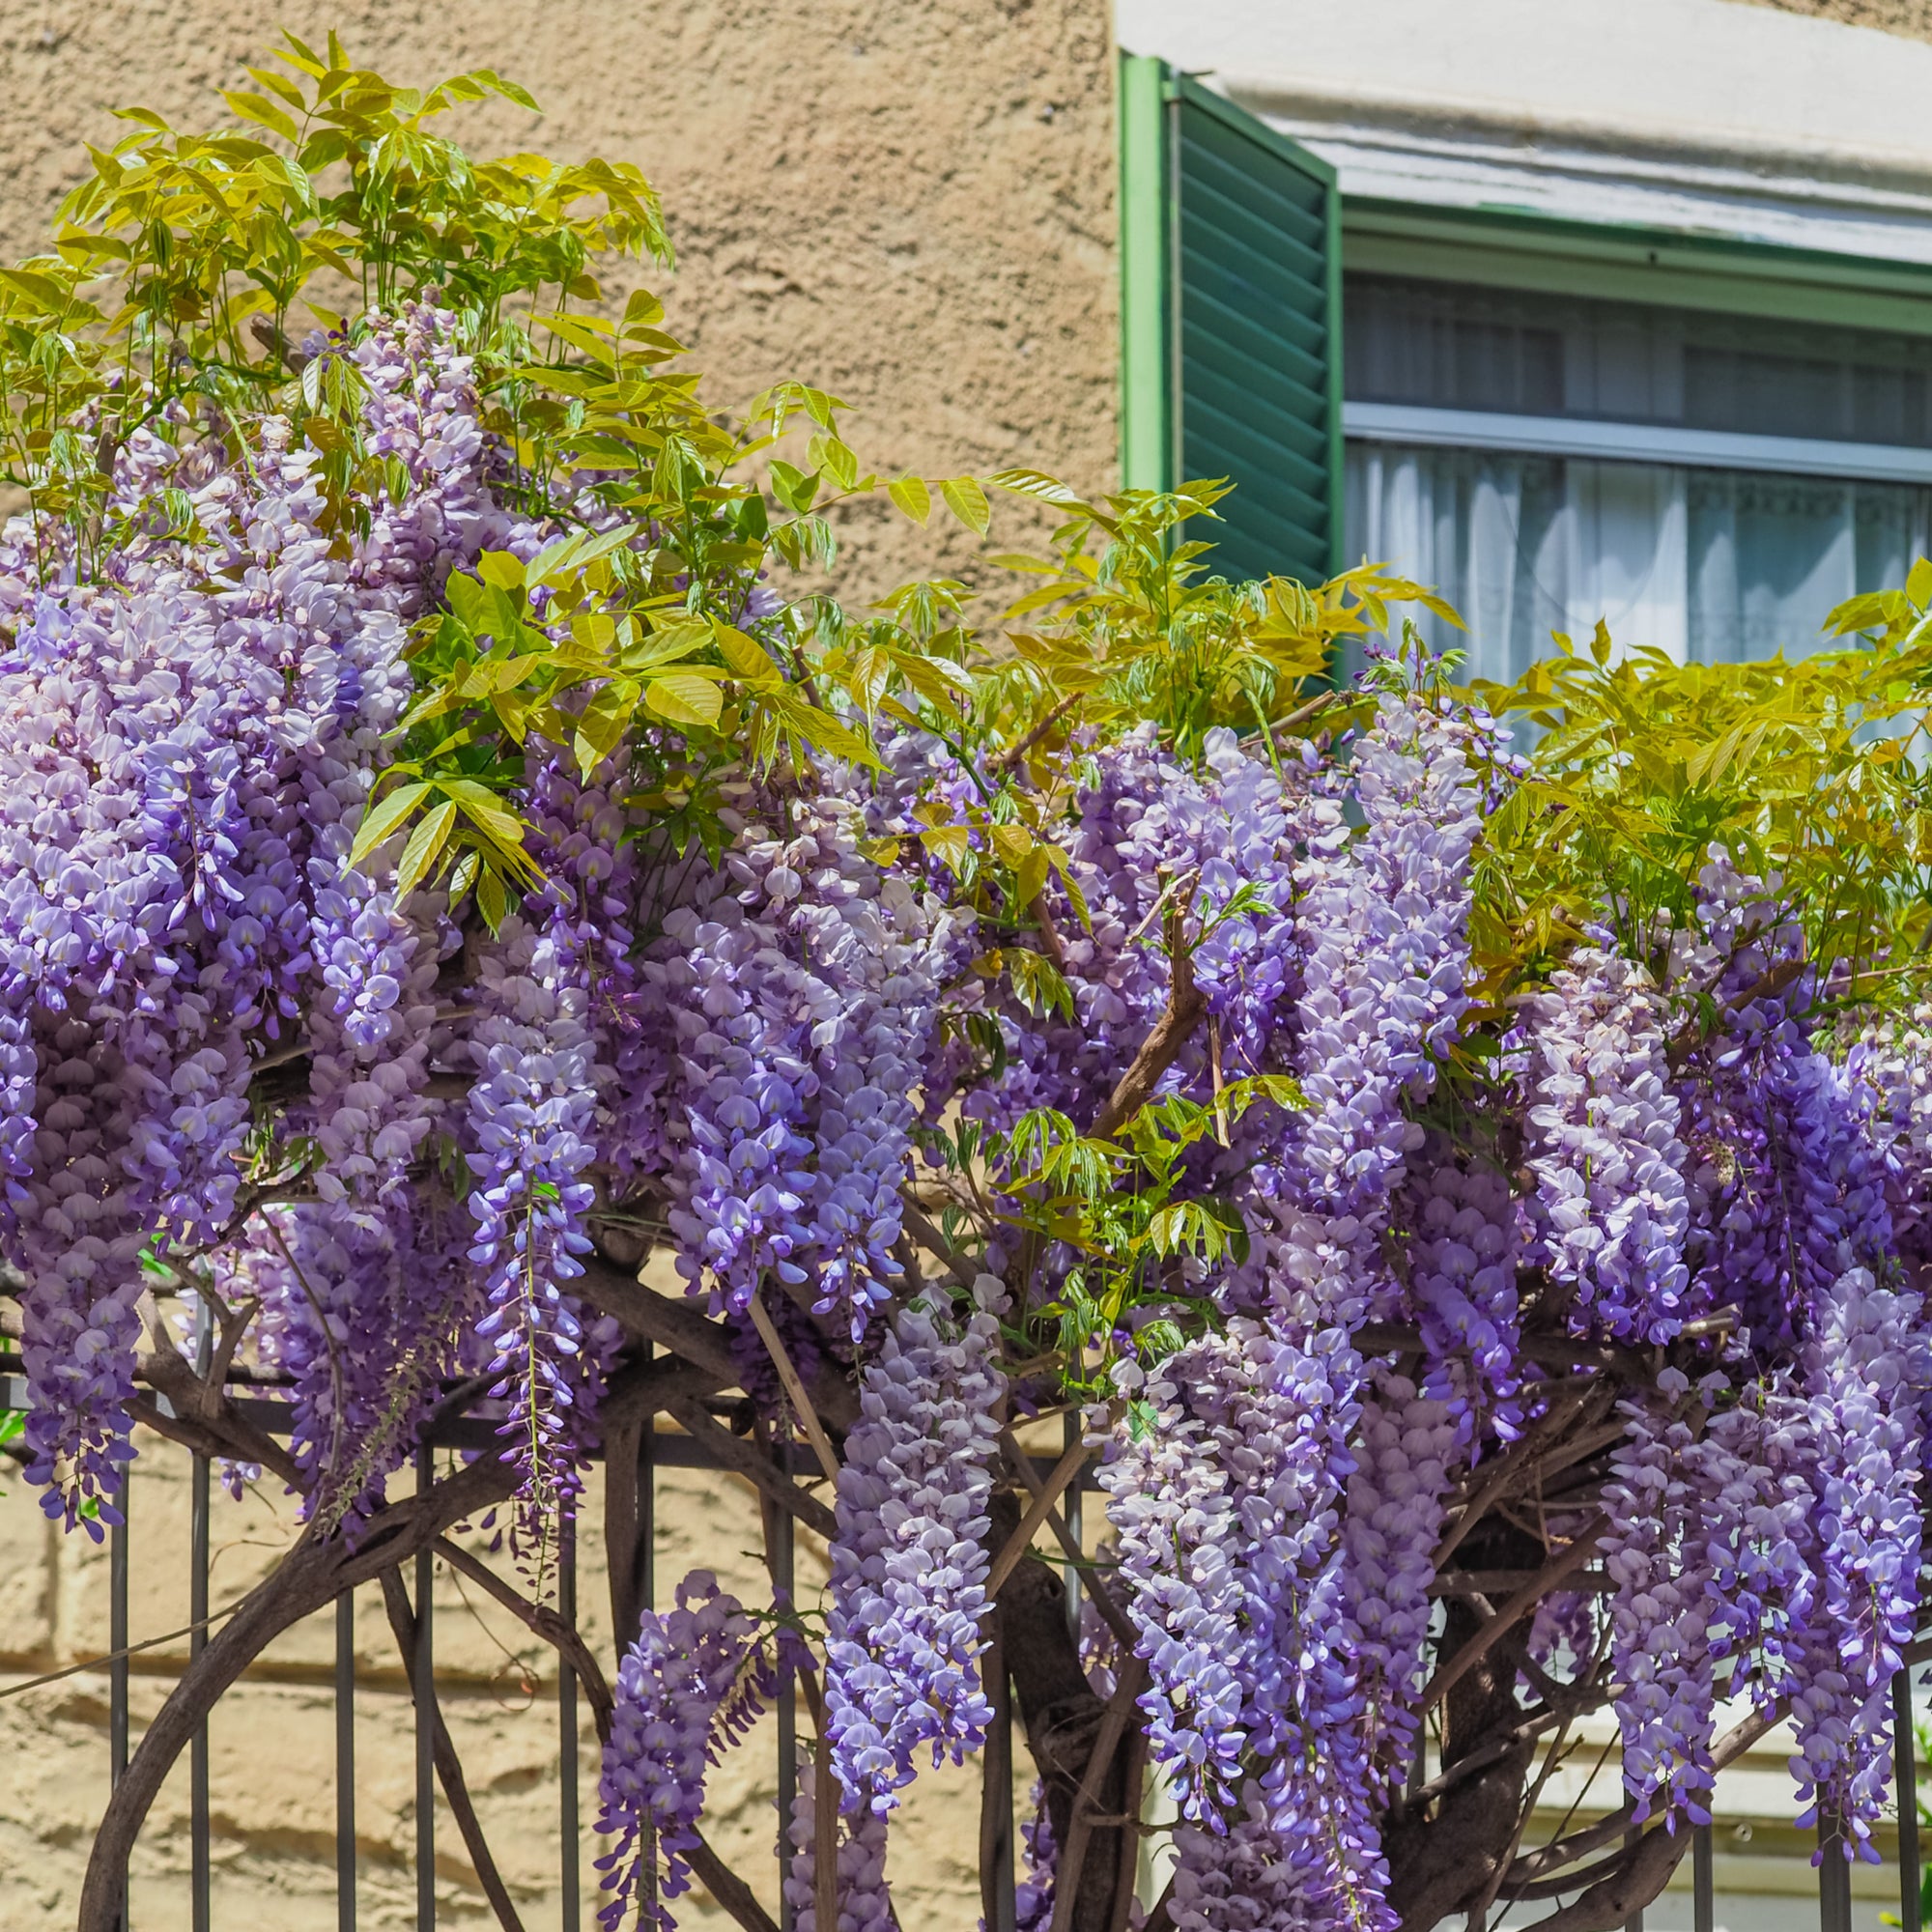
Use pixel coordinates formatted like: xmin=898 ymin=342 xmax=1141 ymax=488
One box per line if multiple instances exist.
xmin=0 ymin=0 xmax=1121 ymax=596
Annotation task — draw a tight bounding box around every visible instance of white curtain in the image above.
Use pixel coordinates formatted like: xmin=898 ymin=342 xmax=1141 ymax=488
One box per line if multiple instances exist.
xmin=1345 ymin=442 xmax=1932 ymax=687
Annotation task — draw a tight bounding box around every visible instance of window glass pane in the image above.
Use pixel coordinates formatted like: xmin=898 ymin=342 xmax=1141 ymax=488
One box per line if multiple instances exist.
xmin=1344 ymin=441 xmax=1932 ymax=684
xmin=1345 ymin=276 xmax=1932 ymax=447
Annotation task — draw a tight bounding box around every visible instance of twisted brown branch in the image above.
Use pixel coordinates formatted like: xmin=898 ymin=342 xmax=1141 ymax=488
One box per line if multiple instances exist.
xmin=432 ymin=1536 xmax=614 ymax=1744
xmin=1089 ymin=895 xmax=1205 ymax=1141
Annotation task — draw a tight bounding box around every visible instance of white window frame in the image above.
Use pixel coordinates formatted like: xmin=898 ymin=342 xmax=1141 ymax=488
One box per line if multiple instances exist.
xmin=1343 ymin=401 xmax=1932 ymax=488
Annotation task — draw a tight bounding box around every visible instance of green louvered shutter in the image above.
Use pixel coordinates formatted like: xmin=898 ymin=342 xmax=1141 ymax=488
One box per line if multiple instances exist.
xmin=1119 ymin=56 xmax=1343 ymax=585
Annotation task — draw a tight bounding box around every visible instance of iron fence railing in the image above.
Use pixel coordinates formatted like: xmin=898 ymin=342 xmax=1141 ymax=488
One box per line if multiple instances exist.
xmin=0 ymin=1360 xmax=1924 ymax=1932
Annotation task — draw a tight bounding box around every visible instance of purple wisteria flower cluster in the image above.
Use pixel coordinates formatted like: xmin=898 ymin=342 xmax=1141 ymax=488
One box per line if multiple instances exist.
xmin=1524 ymin=946 xmax=1692 ymax=1343
xmin=655 ymin=784 xmax=953 ymax=1343
xmin=782 ymin=1749 xmax=894 ymax=1932
xmin=1602 ymin=1375 xmax=1721 ymax=1827
xmin=595 ymin=1571 xmax=771 ymax=1931
xmin=825 ymin=1276 xmax=1006 ymax=1812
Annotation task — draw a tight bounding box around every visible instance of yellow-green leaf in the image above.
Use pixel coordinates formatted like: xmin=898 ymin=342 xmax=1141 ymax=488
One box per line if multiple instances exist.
xmin=223 ymin=90 xmax=301 ymax=143
xmin=571 ymin=679 xmax=640 ymax=778
xmin=476 ymin=550 xmax=526 ymax=592
xmin=991 ymin=822 xmax=1035 ymax=868
xmin=713 ymin=623 xmax=786 ymax=691
xmin=644 ymin=672 xmax=724 ymax=729
xmin=940 ymin=475 xmax=990 ymax=536
xmin=348 ymin=781 xmax=431 ymax=868
xmin=889 ymin=475 xmax=931 ymax=526
xmin=438 ymin=778 xmax=528 ymax=851
xmin=475 ymin=865 xmax=513 ymax=932
xmin=922 ymin=824 xmax=972 ymax=874
xmin=395 ymin=800 xmax=457 ymax=897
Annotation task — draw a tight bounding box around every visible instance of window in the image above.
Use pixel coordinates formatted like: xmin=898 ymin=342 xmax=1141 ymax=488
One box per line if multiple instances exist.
xmin=1344 ymin=277 xmax=1932 ymax=680
xmin=1116 ymin=55 xmax=1932 ymax=684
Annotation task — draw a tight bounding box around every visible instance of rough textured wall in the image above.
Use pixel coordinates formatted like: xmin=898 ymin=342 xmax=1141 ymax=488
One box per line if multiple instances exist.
xmin=0 ymin=1 xmax=1117 ymax=1924
xmin=0 ymin=0 xmax=1122 ymax=589
xmin=0 ymin=1416 xmax=1021 ymax=1931
xmin=1728 ymin=0 xmax=1932 ymax=42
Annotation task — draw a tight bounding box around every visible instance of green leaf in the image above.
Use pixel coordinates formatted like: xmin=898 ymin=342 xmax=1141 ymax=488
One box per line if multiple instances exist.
xmin=1008 ymin=947 xmax=1073 ymax=1021
xmin=475 ymin=865 xmax=513 ymax=932
xmin=223 ymin=91 xmax=301 ymax=143
xmin=572 ymin=678 xmax=639 ymax=777
xmin=769 ymin=459 xmax=819 ymax=515
xmin=713 ymin=623 xmax=786 ymax=692
xmin=940 ymin=475 xmax=990 ymax=536
xmin=889 ymin=475 xmax=931 ymax=525
xmin=921 ymin=824 xmax=972 ymax=874
xmin=987 ymin=467 xmax=1086 ymax=507
xmin=438 ymin=778 xmax=529 ymax=851
xmin=395 ymin=800 xmax=457 ymax=897
xmin=644 ymin=671 xmax=724 ymax=729
xmin=348 ymin=781 xmax=432 ymax=867
xmin=991 ymin=822 xmax=1034 ymax=869
xmin=476 ymin=550 xmax=526 ymax=592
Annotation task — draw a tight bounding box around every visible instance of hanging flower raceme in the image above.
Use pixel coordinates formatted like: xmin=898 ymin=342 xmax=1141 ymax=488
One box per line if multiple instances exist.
xmin=660 ymin=779 xmax=951 ymax=1343
xmin=824 ymin=1278 xmax=1006 ymax=1812
xmin=782 ymin=1749 xmax=895 ymax=1932
xmin=1791 ymin=1262 xmax=1927 ymax=1859
xmin=1336 ymin=1368 xmax=1463 ymax=1795
xmin=595 ymin=1572 xmax=773 ymax=1931
xmin=1405 ymin=1142 xmax=1520 ymax=1436
xmin=1603 ymin=1374 xmax=1723 ymax=1829
xmin=1523 ymin=946 xmax=1693 ymax=1345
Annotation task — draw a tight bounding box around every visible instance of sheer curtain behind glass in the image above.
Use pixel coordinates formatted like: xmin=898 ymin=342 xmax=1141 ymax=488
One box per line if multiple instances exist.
xmin=1342 ymin=279 xmax=1932 ymax=684
xmin=1345 ymin=448 xmax=1932 ymax=681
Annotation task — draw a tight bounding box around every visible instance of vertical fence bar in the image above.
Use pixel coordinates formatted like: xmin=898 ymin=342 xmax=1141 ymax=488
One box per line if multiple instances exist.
xmin=639 ymin=1407 xmax=656 ymax=1930
xmin=190 ymin=1304 xmax=212 ymax=1932
xmin=1622 ymin=1826 xmax=1640 ymax=1932
xmin=1691 ymin=1824 xmax=1713 ymax=1932
xmin=774 ymin=1486 xmax=796 ymax=1932
xmin=560 ymin=1513 xmax=581 ymax=1932
xmin=1899 ymin=1668 xmax=1922 ymax=1932
xmin=1819 ymin=1817 xmax=1853 ymax=1932
xmin=336 ymin=1588 xmax=355 ymax=1932
xmin=414 ymin=1443 xmax=435 ymax=1932
xmin=980 ymin=1626 xmax=1016 ymax=1932
xmin=1062 ymin=1410 xmax=1082 ymax=1638
xmin=110 ymin=1465 xmax=130 ymax=1932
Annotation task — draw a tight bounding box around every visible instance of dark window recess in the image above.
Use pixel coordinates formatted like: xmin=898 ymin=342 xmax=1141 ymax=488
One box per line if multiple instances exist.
xmin=1344 ymin=274 xmax=1932 ymax=448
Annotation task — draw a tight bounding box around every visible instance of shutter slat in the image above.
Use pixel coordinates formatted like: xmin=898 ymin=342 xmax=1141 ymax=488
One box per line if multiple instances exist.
xmin=1184 ymin=395 xmax=1330 ymax=526
xmin=1179 ymin=267 xmax=1326 ymax=387
xmin=1179 ymin=112 xmax=1326 ymax=236
xmin=1181 ymin=358 xmax=1330 ymax=483
xmin=1178 ymin=148 xmax=1327 ymax=286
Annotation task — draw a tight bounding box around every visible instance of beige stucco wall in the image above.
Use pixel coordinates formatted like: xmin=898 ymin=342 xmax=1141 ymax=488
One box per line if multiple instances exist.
xmin=1737 ymin=0 xmax=1932 ymax=37
xmin=0 ymin=0 xmax=1122 ymax=591
xmin=0 ymin=3 xmax=1117 ymax=1925
xmin=0 ymin=1416 xmax=1024 ymax=1931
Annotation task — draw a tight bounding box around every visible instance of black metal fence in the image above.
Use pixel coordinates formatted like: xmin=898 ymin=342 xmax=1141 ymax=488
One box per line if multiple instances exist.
xmin=2 ymin=1366 xmax=1927 ymax=1932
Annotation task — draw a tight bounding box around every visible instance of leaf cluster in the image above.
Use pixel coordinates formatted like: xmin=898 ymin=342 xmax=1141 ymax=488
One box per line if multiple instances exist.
xmin=1468 ymin=613 xmax=1932 ymax=1018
